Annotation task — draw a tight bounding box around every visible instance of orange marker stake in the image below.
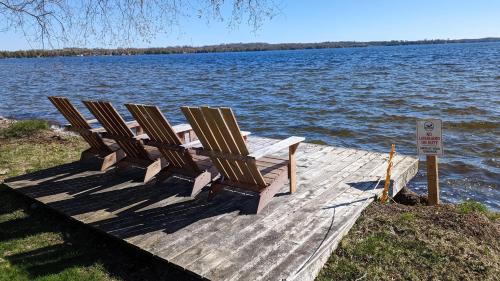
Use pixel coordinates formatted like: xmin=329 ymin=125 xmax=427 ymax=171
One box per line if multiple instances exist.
xmin=381 ymin=144 xmax=395 ymax=203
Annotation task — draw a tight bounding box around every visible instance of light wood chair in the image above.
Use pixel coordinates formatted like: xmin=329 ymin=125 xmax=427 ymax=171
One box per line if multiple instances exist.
xmin=125 ymin=103 xmax=218 ymax=196
xmin=48 ymin=96 xmax=125 ymax=171
xmin=181 ymin=106 xmax=304 ymax=213
xmin=83 ymin=100 xmax=192 ymax=183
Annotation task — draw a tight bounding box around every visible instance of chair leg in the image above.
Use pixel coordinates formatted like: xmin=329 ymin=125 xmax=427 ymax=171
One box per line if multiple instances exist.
xmin=208 ymin=183 xmax=225 ymax=201
xmin=100 ymin=149 xmax=126 ymax=171
xmin=255 ymin=171 xmax=288 ymax=214
xmin=191 ymin=171 xmax=211 ymax=197
xmin=154 ymin=169 xmax=173 ymax=185
xmin=80 ymin=148 xmax=97 ymax=161
xmin=143 ymin=158 xmax=167 ymax=183
xmin=116 ymin=160 xmax=131 ymax=173
xmin=288 ymin=143 xmax=299 ymax=194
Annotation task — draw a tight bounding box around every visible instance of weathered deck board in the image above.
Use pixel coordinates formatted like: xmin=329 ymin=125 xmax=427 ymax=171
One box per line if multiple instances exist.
xmin=4 ymin=136 xmax=418 ymax=281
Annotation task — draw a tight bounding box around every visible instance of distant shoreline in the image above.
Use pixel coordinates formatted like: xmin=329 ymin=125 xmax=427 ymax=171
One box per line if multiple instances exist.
xmin=1 ymin=37 xmax=499 ymax=59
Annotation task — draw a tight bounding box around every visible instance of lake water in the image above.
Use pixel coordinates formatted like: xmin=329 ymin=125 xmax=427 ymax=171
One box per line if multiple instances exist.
xmin=0 ymin=42 xmax=499 ymax=210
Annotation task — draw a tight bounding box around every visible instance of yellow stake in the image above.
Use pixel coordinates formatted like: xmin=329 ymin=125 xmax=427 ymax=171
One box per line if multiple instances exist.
xmin=381 ymin=144 xmax=396 ymax=203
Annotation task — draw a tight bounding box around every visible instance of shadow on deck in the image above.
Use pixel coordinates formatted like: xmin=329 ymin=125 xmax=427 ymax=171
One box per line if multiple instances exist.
xmin=6 ymin=162 xmax=268 ymax=238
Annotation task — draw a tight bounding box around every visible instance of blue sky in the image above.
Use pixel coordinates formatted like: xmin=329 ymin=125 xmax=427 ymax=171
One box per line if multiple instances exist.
xmin=2 ymin=0 xmax=500 ymax=50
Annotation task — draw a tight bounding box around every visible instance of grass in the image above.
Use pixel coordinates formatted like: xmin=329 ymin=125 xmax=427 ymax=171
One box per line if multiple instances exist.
xmin=0 ymin=120 xmax=49 ymax=139
xmin=457 ymin=200 xmax=499 ymax=220
xmin=316 ymin=202 xmax=499 ymax=281
xmin=0 ymin=137 xmax=87 ymax=180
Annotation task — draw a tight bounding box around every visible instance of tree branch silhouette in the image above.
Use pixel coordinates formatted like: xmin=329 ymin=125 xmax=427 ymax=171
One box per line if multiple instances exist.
xmin=0 ymin=0 xmax=278 ymax=48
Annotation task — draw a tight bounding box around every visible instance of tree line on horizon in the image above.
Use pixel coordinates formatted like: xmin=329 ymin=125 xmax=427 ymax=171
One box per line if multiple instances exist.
xmin=1 ymin=38 xmax=499 ymax=59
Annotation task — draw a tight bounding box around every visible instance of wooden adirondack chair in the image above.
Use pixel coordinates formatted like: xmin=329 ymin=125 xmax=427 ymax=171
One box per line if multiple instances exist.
xmin=125 ymin=103 xmax=218 ymax=196
xmin=181 ymin=106 xmax=304 ymax=213
xmin=47 ymin=96 xmax=125 ymax=171
xmin=82 ymin=100 xmax=174 ymax=183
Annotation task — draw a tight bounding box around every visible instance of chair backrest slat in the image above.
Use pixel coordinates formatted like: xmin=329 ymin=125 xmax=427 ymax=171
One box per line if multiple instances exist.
xmin=48 ymin=96 xmax=90 ymax=129
xmin=203 ymin=107 xmax=256 ymax=184
xmin=84 ymin=100 xmax=149 ymax=160
xmin=126 ymin=103 xmax=199 ymax=173
xmin=201 ymin=107 xmax=247 ymax=183
xmin=218 ymin=107 xmax=266 ymax=185
xmin=182 ymin=106 xmax=266 ymax=186
xmin=182 ymin=106 xmax=235 ymax=180
xmin=48 ymin=96 xmax=108 ymax=152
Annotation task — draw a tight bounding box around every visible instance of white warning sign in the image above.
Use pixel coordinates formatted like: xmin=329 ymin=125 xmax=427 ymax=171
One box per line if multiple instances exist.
xmin=417 ymin=119 xmax=443 ymax=156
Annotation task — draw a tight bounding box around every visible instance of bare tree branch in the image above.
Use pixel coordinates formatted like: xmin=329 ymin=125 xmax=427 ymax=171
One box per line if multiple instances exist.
xmin=0 ymin=0 xmax=279 ymax=48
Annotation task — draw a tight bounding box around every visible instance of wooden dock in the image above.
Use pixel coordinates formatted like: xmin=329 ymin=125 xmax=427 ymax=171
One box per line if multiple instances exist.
xmin=4 ymin=136 xmax=418 ymax=281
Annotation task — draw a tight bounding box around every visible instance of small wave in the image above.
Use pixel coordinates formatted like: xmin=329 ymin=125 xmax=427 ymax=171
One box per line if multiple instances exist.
xmin=326 ymin=98 xmax=337 ymax=105
xmin=330 ymin=128 xmax=356 ymax=138
xmin=379 ymin=114 xmax=415 ymax=123
xmin=363 ymin=71 xmax=390 ymax=76
xmin=351 ymin=84 xmax=375 ymax=90
xmin=495 ymin=76 xmax=500 ymax=80
xmin=319 ymin=86 xmax=330 ymax=93
xmin=483 ymin=158 xmax=499 ymax=169
xmin=442 ymin=106 xmax=487 ymax=115
xmin=446 ymin=120 xmax=499 ymax=131
xmin=388 ymin=99 xmax=407 ymax=106
xmin=279 ymin=83 xmax=294 ymax=90
xmin=208 ymin=83 xmax=221 ymax=89
xmin=299 ymin=125 xmax=356 ymax=138
xmin=94 ymin=83 xmax=112 ymax=89
xmin=307 ymin=139 xmax=328 ymax=145
xmin=332 ymin=76 xmax=348 ymax=81
xmin=437 ymin=63 xmax=460 ymax=67
xmin=441 ymin=160 xmax=478 ymax=175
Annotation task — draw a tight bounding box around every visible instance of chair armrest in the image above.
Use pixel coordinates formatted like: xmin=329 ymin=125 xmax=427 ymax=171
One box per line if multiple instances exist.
xmin=89 ymin=127 xmax=106 ymax=133
xmin=125 ymin=120 xmax=140 ymax=129
xmin=241 ymin=131 xmax=251 ymax=137
xmin=249 ymin=136 xmax=304 ymax=160
xmin=66 ymin=119 xmax=98 ymax=128
xmin=172 ymin=123 xmax=192 ymax=134
xmin=181 ymin=131 xmax=251 ymax=150
xmin=134 ymin=133 xmax=149 ymax=140
xmin=182 ymin=140 xmax=202 ymax=149
xmin=88 ymin=120 xmax=138 ymax=133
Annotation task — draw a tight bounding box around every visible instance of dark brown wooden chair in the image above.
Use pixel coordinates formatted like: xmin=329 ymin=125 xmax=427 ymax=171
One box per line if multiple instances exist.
xmin=83 ymin=100 xmax=192 ymax=183
xmin=48 ymin=96 xmax=125 ymax=171
xmin=181 ymin=106 xmax=304 ymax=213
xmin=125 ymin=103 xmax=220 ymax=196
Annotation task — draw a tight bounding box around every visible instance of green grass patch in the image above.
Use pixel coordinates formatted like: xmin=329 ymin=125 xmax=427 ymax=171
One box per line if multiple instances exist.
xmin=0 ymin=120 xmax=49 ymax=139
xmin=457 ymin=200 xmax=499 ymax=221
xmin=399 ymin=212 xmax=416 ymax=222
xmin=0 ymin=137 xmax=87 ymax=180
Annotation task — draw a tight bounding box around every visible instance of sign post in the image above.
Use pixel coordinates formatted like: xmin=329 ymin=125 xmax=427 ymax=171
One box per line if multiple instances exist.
xmin=417 ymin=119 xmax=443 ymax=205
